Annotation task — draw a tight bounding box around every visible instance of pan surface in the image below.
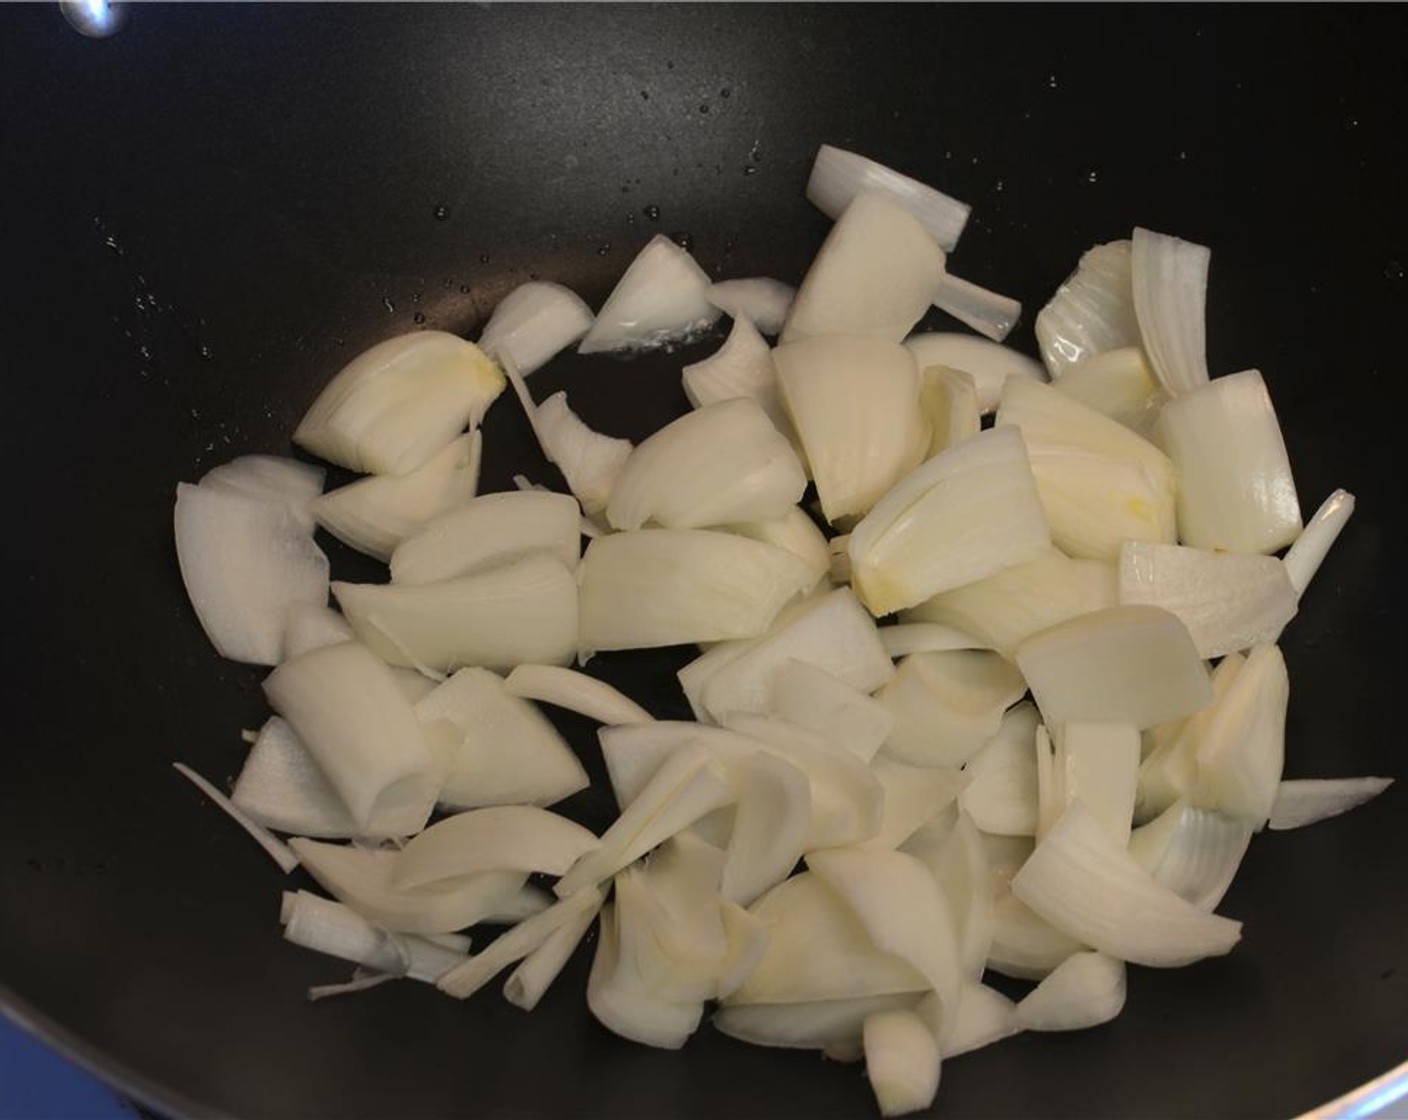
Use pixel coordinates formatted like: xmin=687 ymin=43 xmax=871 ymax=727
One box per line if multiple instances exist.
xmin=2 ymin=4 xmax=1405 ymax=1117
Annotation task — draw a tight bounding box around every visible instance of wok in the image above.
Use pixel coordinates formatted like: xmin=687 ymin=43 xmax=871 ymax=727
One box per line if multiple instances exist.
xmin=2 ymin=4 xmax=1405 ymax=1117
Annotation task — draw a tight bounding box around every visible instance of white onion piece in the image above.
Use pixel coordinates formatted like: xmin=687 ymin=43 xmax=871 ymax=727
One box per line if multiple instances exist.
xmin=1269 ymin=777 xmax=1394 ymax=831
xmin=535 ymin=392 xmax=633 ymax=517
xmin=725 ymin=873 xmax=928 ymax=1005
xmin=922 ymin=983 xmax=1019 ymax=1059
xmin=879 ymin=623 xmax=987 ymax=660
xmin=578 ymin=234 xmax=720 ymax=353
xmin=313 ymin=432 xmax=481 ymax=562
xmin=1283 ymin=488 xmax=1356 ymax=597
xmin=769 ymin=658 xmax=894 ymax=762
xmin=394 ymin=807 xmax=599 ymax=889
xmin=918 ymin=366 xmax=980 ymax=459
xmin=1053 ymin=347 xmax=1165 ymax=436
xmin=1128 ymin=800 xmax=1252 ymax=910
xmin=231 ymin=717 xmax=359 ymax=839
xmin=1011 ymin=802 xmax=1241 ymax=967
xmin=1053 ymin=722 xmax=1141 ymax=847
xmin=334 ymin=553 xmax=578 ymax=673
xmin=263 ymin=642 xmax=439 ymax=836
xmin=932 ymin=271 xmax=1021 ymax=343
xmin=706 ymin=278 xmax=796 ymax=336
xmin=482 ymin=885 xmax=553 ymax=925
xmin=987 ymin=892 xmax=1085 ymax=982
xmin=877 ymin=650 xmax=1027 ymax=769
xmin=578 ymin=529 xmax=814 ymax=655
xmin=606 ymin=398 xmax=806 ymax=531
xmin=414 ymin=667 xmax=588 ymax=810
xmin=294 ymin=331 xmax=505 ymax=476
xmin=199 ymin=454 xmax=325 ymax=533
xmin=477 ymin=281 xmax=594 ymax=376
xmin=848 ymin=426 xmax=1051 ymax=616
xmin=865 ymin=760 xmax=969 ymax=852
xmin=280 ymin=890 xmax=468 ymax=984
xmin=906 ymin=810 xmax=992 ymax=982
xmin=1192 ymin=643 xmax=1288 ymax=827
xmin=694 ymin=589 xmax=895 ymax=724
xmin=1130 ymin=226 xmax=1211 ymax=397
xmin=596 ymin=722 xmax=737 ymax=808
xmin=903 ymin=547 xmax=1116 ymax=661
xmin=389 ymin=490 xmax=581 ymax=585
xmin=1013 ymin=951 xmax=1126 ymax=1032
xmin=681 ymin=317 xmax=792 ymax=440
xmin=288 ymin=840 xmax=527 ymax=935
xmin=503 ymin=889 xmax=601 ymax=1011
xmin=806 ymin=144 xmax=970 ymax=253
xmin=862 ymin=1010 xmax=941 ymax=1118
xmin=1016 ymin=606 xmax=1212 ymax=730
xmin=1034 ymin=240 xmax=1141 ymax=378
xmin=959 ymin=703 xmax=1040 ymax=837
xmin=555 ymin=743 xmax=732 ymax=897
xmin=716 ymin=899 xmax=771 ymax=1000
xmin=173 ymin=482 xmax=330 ymax=666
xmin=503 ymin=664 xmax=654 ymax=725
xmin=904 ymin=333 xmax=1047 ymax=414
xmin=714 ymin=994 xmax=920 ymax=1051
xmin=283 ymin=603 xmax=354 ymax=659
xmin=773 ymin=335 xmax=927 ymax=523
xmin=586 ymin=902 xmax=704 ymax=1050
xmin=721 ymin=751 xmax=810 ymax=906
xmin=724 ymin=509 xmax=832 ymax=592
xmin=1153 ymin=369 xmax=1302 ymax=553
xmin=172 ymin=763 xmax=300 ymax=873
xmin=437 ymin=886 xmax=604 ymax=1000
xmin=1119 ymin=541 xmax=1299 ymax=659
xmin=782 ymin=192 xmax=947 ymax=344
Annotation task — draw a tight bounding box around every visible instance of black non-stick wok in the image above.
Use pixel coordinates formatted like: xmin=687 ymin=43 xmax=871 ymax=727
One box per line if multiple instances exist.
xmin=2 ymin=4 xmax=1405 ymax=1117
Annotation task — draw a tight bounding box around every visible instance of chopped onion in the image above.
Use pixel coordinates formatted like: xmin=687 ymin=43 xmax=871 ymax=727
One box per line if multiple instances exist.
xmin=782 ymin=192 xmax=947 ymax=344
xmin=606 ymin=398 xmax=806 ymax=531
xmin=231 ymin=717 xmax=359 ymax=839
xmin=879 ymin=623 xmax=987 ymax=660
xmin=281 ymin=889 xmax=467 ymax=984
xmin=334 ymin=553 xmax=579 ymax=673
xmin=876 ymin=650 xmax=1027 ymax=769
xmin=534 ymin=391 xmax=633 ymax=517
xmin=714 ymin=994 xmax=921 ymax=1052
xmin=721 ymin=751 xmax=811 ymax=906
xmin=503 ymin=664 xmax=654 ymax=725
xmin=904 ymin=333 xmax=1046 ymax=414
xmin=1136 ymin=651 xmax=1242 ymax=823
xmin=1128 ymin=799 xmax=1252 ymax=910
xmin=389 ymin=490 xmax=581 ymax=585
xmin=1130 ymin=227 xmax=1211 ymax=396
xmin=173 ymin=482 xmax=330 ymax=666
xmin=503 ymin=890 xmax=601 ymax=1011
xmin=1011 ymin=802 xmax=1242 ymax=967
xmin=1268 ymin=777 xmax=1394 ymax=831
xmin=283 ymin=603 xmax=354 ymax=659
xmin=578 ymin=235 xmax=720 ymax=353
xmin=578 ymin=529 xmax=814 ymax=655
xmin=723 ymin=509 xmax=832 ymax=591
xmin=199 ymin=454 xmax=325 ymax=534
xmin=862 ymin=1009 xmax=941 ymax=1118
xmin=414 ymin=667 xmax=588 ymax=810
xmin=1153 ymin=369 xmax=1302 ymax=553
xmin=681 ymin=316 xmax=792 ymax=439
xmin=847 ymin=426 xmax=1052 ymax=616
xmin=1050 ymin=721 xmax=1141 ymax=847
xmin=806 ymin=144 xmax=970 ymax=253
xmin=1283 ymin=488 xmax=1356 ymax=597
xmin=313 ymin=431 xmax=481 ymax=562
xmin=1034 ymin=240 xmax=1141 ymax=377
xmin=1052 ymin=347 xmax=1165 ymax=436
xmin=1013 ymin=951 xmax=1126 ymax=1032
xmin=394 ymin=807 xmax=599 ymax=889
xmin=706 ymin=278 xmax=796 ymax=336
xmin=172 ymin=762 xmax=300 ymax=873
xmin=477 ymin=281 xmax=594 ymax=376
xmin=986 ymin=891 xmax=1085 ymax=982
xmin=263 ymin=642 xmax=439 ymax=836
xmin=917 ymin=366 xmax=980 ymax=459
xmin=1015 ymin=606 xmax=1212 ymax=730
xmin=586 ymin=902 xmax=705 ymax=1050
xmin=959 ymin=703 xmax=1040 ymax=837
xmin=864 ymin=759 xmax=969 ymax=852
xmin=1192 ymin=643 xmax=1288 ymax=827
xmin=910 ymin=810 xmax=992 ymax=981
xmin=932 ymin=270 xmax=1021 ymax=343
xmin=773 ymin=335 xmax=927 ymax=523
xmin=1118 ymin=540 xmax=1299 ymax=659
xmin=294 ymin=331 xmax=505 ymax=476
xmin=769 ymin=658 xmax=894 ymax=762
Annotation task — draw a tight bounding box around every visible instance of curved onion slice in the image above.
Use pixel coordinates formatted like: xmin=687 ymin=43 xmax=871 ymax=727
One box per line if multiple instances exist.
xmin=334 ymin=553 xmax=578 ymax=673
xmin=199 ymin=454 xmax=325 ymax=533
xmin=283 ymin=603 xmax=354 ymax=659
xmin=706 ymin=278 xmax=796 ymax=336
xmin=782 ymin=192 xmax=947 ymax=344
xmin=932 ymin=270 xmax=1020 ymax=343
xmin=1034 ymin=240 xmax=1141 ymax=377
xmin=606 ymin=398 xmax=806 ymax=531
xmin=477 ymin=281 xmax=594 ymax=376
xmin=1131 ymin=226 xmax=1210 ymax=397
xmin=681 ymin=316 xmax=791 ymax=439
xmin=1269 ymin=777 xmax=1394 ymax=831
xmin=806 ymin=144 xmax=970 ymax=253
xmin=1128 ymin=799 xmax=1252 ymax=910
xmin=534 ymin=391 xmax=633 ymax=517
xmin=174 ymin=482 xmax=330 ymax=666
xmin=920 ymin=982 xmax=1018 ymax=1059
xmin=904 ymin=333 xmax=1046 ymax=414
xmin=280 ymin=890 xmax=467 ymax=984
xmin=503 ymin=890 xmax=602 ymax=1011
xmin=862 ymin=1010 xmax=942 ymax=1118
xmin=714 ymin=994 xmax=920 ymax=1052
xmin=231 ymin=717 xmax=359 ymax=839
xmin=1053 ymin=347 xmax=1165 ymax=436
xmin=394 ymin=807 xmax=599 ymax=888
xmin=1283 ymin=489 xmax=1355 ymax=597
xmin=586 ymin=902 xmax=704 ymax=1050
xmin=389 ymin=490 xmax=581 ymax=585
xmin=578 ymin=234 xmax=720 ymax=353
xmin=866 ymin=759 xmax=969 ymax=852
xmin=769 ymin=658 xmax=894 ymax=762
xmin=294 ymin=331 xmax=505 ymax=476
xmin=503 ymin=664 xmax=654 ymax=726
xmin=720 ymin=751 xmax=810 ymax=907
xmin=877 ymin=650 xmax=1027 ymax=769
xmin=918 ymin=366 xmax=981 ymax=459
xmin=1192 ymin=643 xmax=1288 ymax=827
xmin=313 ymin=431 xmax=481 ymax=562
xmin=723 ymin=509 xmax=832 ymax=591
xmin=959 ymin=703 xmax=1041 ymax=837
xmin=1013 ymin=951 xmax=1126 ymax=1032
